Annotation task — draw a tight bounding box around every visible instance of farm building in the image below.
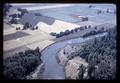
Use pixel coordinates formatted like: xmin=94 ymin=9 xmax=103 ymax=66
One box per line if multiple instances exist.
xmin=77 ymin=16 xmax=88 ymax=22
xmin=19 ymin=13 xmax=55 ymax=29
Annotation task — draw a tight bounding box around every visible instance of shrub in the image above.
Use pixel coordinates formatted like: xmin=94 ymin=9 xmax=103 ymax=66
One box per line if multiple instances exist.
xmin=88 ymin=25 xmax=91 ymax=29
xmin=59 ymin=32 xmax=65 ymax=36
xmin=94 ymin=26 xmax=97 ymax=29
xmin=79 ymin=27 xmax=84 ymax=30
xmin=56 ymin=34 xmax=60 ymax=38
xmin=10 ymin=18 xmax=18 ymax=24
xmin=35 ymin=26 xmax=38 ymax=30
xmin=65 ymin=30 xmax=70 ymax=35
xmin=50 ymin=32 xmax=57 ymax=36
xmin=70 ymin=29 xmax=74 ymax=33
xmin=74 ymin=28 xmax=78 ymax=32
xmin=89 ymin=5 xmax=92 ymax=8
xmin=85 ymin=26 xmax=87 ymax=29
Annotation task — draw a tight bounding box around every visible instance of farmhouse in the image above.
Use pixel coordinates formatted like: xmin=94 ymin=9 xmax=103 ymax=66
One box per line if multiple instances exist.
xmin=19 ymin=13 xmax=55 ymax=29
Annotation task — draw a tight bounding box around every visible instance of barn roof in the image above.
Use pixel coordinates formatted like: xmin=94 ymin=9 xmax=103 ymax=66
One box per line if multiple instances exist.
xmin=19 ymin=13 xmax=55 ymax=27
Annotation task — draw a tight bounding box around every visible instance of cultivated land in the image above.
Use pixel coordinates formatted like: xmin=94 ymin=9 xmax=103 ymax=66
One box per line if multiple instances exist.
xmin=3 ymin=25 xmax=55 ymax=58
xmin=3 ymin=4 xmax=116 ymax=79
xmin=3 ymin=4 xmax=116 ymax=58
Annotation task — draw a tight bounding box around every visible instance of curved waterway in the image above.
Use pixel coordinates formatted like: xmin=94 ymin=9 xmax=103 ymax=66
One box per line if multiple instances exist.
xmin=41 ymin=33 xmax=107 ymax=79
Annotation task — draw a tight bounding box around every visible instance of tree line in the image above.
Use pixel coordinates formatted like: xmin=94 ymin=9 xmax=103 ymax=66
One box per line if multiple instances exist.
xmin=50 ymin=25 xmax=105 ymax=38
xmin=3 ymin=47 xmax=42 ymax=79
xmin=67 ymin=26 xmax=116 ymax=79
xmin=50 ymin=25 xmax=92 ymax=38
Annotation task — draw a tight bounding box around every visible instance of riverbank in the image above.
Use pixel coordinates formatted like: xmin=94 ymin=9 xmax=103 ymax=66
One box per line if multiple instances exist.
xmin=41 ymin=32 xmax=107 ymax=79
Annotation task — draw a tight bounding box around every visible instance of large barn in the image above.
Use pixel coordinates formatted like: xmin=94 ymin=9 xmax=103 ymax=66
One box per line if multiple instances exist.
xmin=19 ymin=13 xmax=55 ymax=28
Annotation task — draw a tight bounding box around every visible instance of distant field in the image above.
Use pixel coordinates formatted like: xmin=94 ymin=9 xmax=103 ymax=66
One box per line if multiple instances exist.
xmin=29 ymin=4 xmax=116 ymax=25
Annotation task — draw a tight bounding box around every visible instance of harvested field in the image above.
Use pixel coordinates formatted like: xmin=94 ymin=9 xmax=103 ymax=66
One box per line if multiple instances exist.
xmin=36 ymin=20 xmax=80 ymax=34
xmin=4 ymin=31 xmax=30 ymax=41
xmin=4 ymin=40 xmax=25 ymax=51
xmin=3 ymin=45 xmax=30 ymax=58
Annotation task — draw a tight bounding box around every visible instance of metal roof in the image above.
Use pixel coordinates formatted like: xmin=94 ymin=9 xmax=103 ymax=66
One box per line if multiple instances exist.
xmin=19 ymin=13 xmax=55 ymax=27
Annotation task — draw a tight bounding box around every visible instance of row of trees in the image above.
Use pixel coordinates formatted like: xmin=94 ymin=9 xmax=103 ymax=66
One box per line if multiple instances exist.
xmin=50 ymin=25 xmax=92 ymax=38
xmin=88 ymin=5 xmax=116 ymax=14
xmin=3 ymin=47 xmax=42 ymax=79
xmin=22 ymin=22 xmax=38 ymax=30
xmin=82 ymin=27 xmax=105 ymax=38
xmin=68 ymin=27 xmax=116 ymax=79
xmin=15 ymin=22 xmax=38 ymax=30
xmin=50 ymin=25 xmax=105 ymax=38
xmin=97 ymin=9 xmax=116 ymax=14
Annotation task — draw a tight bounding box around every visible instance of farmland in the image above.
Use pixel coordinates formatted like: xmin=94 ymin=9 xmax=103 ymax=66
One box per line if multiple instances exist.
xmin=3 ymin=3 xmax=116 ymax=79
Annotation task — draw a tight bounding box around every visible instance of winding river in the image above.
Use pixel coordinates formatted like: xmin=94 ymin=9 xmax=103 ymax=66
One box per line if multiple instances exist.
xmin=41 ymin=32 xmax=107 ymax=79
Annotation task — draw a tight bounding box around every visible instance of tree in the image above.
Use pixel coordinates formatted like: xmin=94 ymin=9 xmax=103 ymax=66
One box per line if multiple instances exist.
xmin=79 ymin=27 xmax=84 ymax=30
xmin=85 ymin=26 xmax=87 ymax=29
xmin=10 ymin=18 xmax=18 ymax=24
xmin=50 ymin=32 xmax=57 ymax=36
xmin=36 ymin=26 xmax=38 ymax=30
xmin=9 ymin=14 xmax=17 ymax=18
xmin=17 ymin=8 xmax=28 ymax=17
xmin=3 ymin=3 xmax=12 ymax=17
xmin=35 ymin=47 xmax=40 ymax=53
xmin=17 ymin=8 xmax=22 ymax=11
xmin=60 ymin=32 xmax=65 ymax=36
xmin=95 ymin=26 xmax=97 ymax=30
xmin=63 ymin=50 xmax=66 ymax=54
xmin=106 ymin=9 xmax=109 ymax=13
xmin=101 ymin=27 xmax=104 ymax=31
xmin=65 ymin=30 xmax=70 ymax=35
xmin=78 ymin=64 xmax=86 ymax=79
xmin=97 ymin=10 xmax=102 ymax=14
xmin=56 ymin=34 xmax=60 ymax=38
xmin=89 ymin=5 xmax=92 ymax=8
xmin=74 ymin=28 xmax=78 ymax=32
xmin=71 ymin=29 xmax=74 ymax=33
xmin=16 ymin=27 xmax=19 ymax=30
xmin=23 ymin=22 xmax=30 ymax=30
xmin=88 ymin=25 xmax=91 ymax=29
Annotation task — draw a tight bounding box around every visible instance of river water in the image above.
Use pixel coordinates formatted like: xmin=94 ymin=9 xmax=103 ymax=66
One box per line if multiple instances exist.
xmin=41 ymin=32 xmax=107 ymax=79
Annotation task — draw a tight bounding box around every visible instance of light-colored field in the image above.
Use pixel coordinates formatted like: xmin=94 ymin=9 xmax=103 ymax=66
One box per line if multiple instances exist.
xmin=3 ymin=18 xmax=116 ymax=58
xmin=3 ymin=23 xmax=56 ymax=58
xmin=36 ymin=20 xmax=80 ymax=34
xmin=4 ymin=40 xmax=25 ymax=51
xmin=3 ymin=4 xmax=116 ymax=59
xmin=27 ymin=40 xmax=54 ymax=50
xmin=3 ymin=23 xmax=16 ymax=35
